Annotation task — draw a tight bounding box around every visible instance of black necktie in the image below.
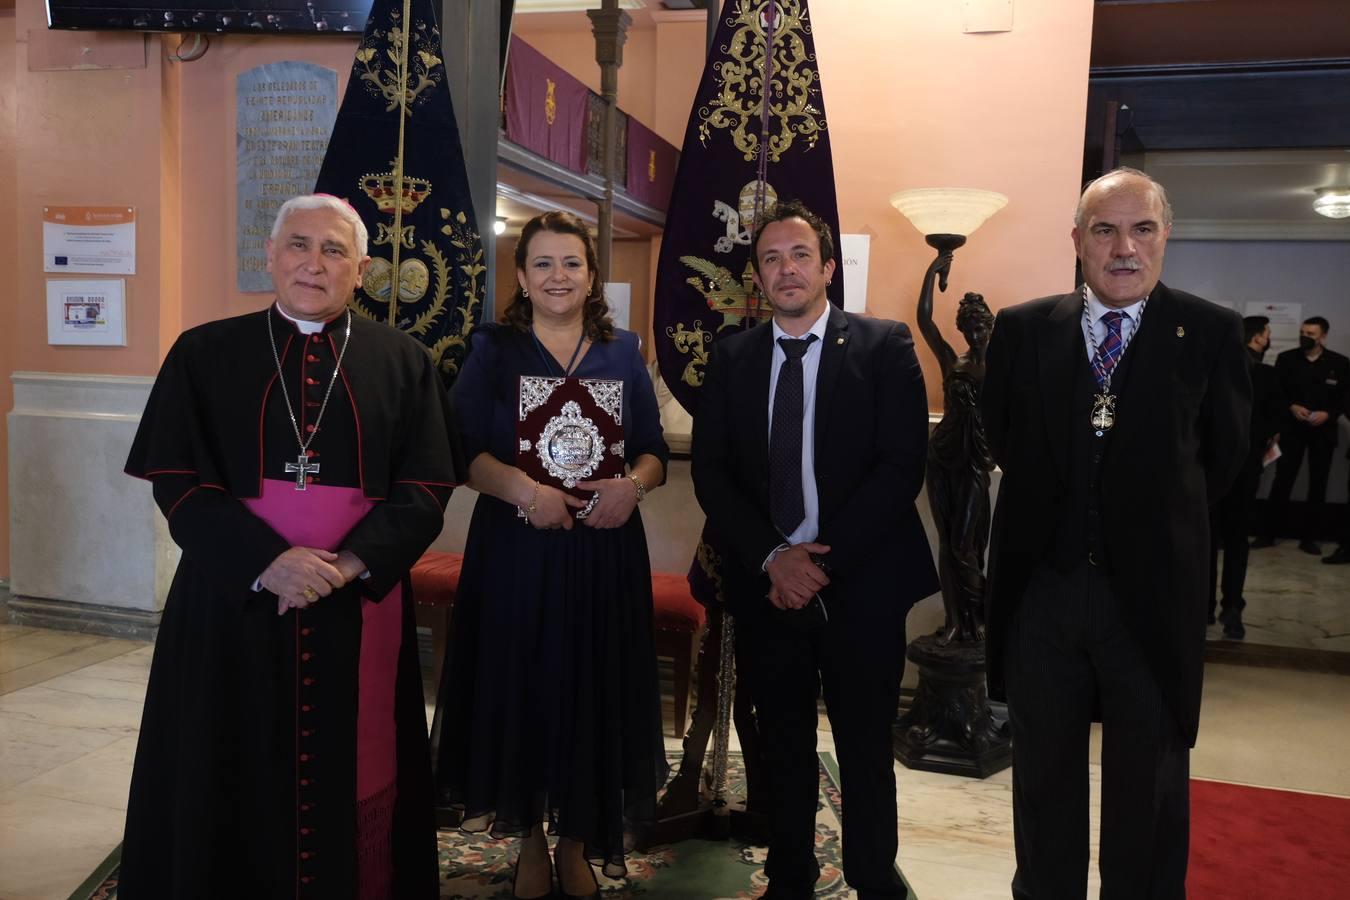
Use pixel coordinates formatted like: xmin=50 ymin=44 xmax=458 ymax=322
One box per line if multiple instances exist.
xmin=769 ymin=334 xmax=818 ymax=537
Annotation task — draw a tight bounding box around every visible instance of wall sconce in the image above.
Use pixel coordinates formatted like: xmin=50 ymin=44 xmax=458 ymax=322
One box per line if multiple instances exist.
xmin=493 ymin=217 xmax=508 ymax=236
xmin=1313 ymin=188 xmax=1350 ymax=220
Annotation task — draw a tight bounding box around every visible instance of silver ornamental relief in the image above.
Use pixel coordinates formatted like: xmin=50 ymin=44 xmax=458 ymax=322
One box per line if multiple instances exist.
xmin=537 ymin=401 xmax=605 ymax=488
xmin=609 ymin=441 xmax=625 ymax=457
xmin=519 ymin=376 xmax=566 ymax=421
xmin=580 ymin=378 xmax=623 ymax=425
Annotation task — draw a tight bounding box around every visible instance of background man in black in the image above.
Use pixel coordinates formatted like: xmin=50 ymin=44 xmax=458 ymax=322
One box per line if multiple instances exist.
xmin=1254 ymin=316 xmax=1350 ymax=554
xmin=982 ymin=168 xmax=1250 ymax=899
xmin=692 ymin=200 xmax=937 ymax=899
xmin=1209 ymin=316 xmax=1285 ymax=639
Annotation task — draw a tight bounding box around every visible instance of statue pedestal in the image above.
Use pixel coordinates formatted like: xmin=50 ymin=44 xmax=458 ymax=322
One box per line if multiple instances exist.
xmin=893 ymin=634 xmax=1012 ymax=778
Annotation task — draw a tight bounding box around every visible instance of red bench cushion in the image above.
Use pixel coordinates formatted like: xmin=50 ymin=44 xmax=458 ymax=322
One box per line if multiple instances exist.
xmin=410 ymin=551 xmax=463 ymax=608
xmin=651 ymin=571 xmax=707 ymax=633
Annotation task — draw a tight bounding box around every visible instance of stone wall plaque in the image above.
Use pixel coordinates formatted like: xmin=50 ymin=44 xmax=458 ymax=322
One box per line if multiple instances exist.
xmin=236 ymin=62 xmax=339 ymax=292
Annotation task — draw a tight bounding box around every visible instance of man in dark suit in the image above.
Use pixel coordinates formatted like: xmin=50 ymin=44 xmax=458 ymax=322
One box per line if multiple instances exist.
xmin=981 ymin=168 xmax=1250 ymax=899
xmin=1254 ymin=315 xmax=1350 ymax=554
xmin=692 ymin=200 xmax=937 ymax=899
xmin=1209 ymin=315 xmax=1285 ymax=639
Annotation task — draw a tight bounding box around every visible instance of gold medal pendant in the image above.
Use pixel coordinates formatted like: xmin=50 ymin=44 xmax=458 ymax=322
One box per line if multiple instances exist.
xmin=1091 ymin=393 xmax=1117 ymax=433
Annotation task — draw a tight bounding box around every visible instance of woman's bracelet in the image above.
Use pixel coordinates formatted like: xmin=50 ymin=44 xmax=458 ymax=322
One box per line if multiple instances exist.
xmin=628 ymin=472 xmax=647 ymax=503
xmin=516 ymin=480 xmax=540 ymax=521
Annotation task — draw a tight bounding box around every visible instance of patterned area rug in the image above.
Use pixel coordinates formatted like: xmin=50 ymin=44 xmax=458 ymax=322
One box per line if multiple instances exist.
xmin=72 ymin=752 xmax=913 ymax=899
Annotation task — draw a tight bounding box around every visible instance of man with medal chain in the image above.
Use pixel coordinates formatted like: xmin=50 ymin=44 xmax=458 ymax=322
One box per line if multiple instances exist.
xmin=982 ymin=168 xmax=1251 ymax=899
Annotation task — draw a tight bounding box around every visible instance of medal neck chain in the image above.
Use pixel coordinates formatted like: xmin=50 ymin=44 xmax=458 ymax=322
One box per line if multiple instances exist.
xmin=267 ymin=306 xmax=353 ymax=456
xmin=1081 ymin=287 xmax=1147 ymax=394
xmin=531 ymin=325 xmax=586 ymax=376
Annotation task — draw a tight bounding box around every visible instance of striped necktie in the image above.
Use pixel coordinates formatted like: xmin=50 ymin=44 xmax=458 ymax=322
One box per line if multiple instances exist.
xmin=1090 ymin=310 xmax=1127 ymax=390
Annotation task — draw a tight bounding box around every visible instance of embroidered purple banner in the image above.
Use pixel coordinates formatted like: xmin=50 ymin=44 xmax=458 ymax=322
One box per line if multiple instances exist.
xmin=625 ymin=118 xmax=679 ymax=211
xmin=651 ymin=0 xmax=844 ymax=418
xmin=503 ymin=37 xmax=590 ymax=174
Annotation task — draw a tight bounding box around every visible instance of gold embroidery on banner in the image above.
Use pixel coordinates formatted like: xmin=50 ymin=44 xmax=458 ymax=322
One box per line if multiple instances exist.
xmin=353 ymin=8 xmax=443 ymax=116
xmin=695 ymin=539 xmax=726 ymax=605
xmin=680 ymin=257 xmax=773 ymax=332
xmin=697 ymin=0 xmax=827 ymax=162
xmin=361 ymin=169 xmax=432 ymax=216
xmin=364 ymin=257 xmax=431 ymax=305
xmin=666 ymin=320 xmax=714 ymax=389
xmin=433 ymin=208 xmax=487 ymax=377
xmin=648 ymin=150 xmax=657 ymax=182
xmin=545 ymin=79 xmax=558 ymax=125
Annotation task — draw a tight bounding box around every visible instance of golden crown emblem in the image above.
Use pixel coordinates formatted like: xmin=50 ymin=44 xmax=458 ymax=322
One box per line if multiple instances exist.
xmin=360 ymin=170 xmax=433 ymax=215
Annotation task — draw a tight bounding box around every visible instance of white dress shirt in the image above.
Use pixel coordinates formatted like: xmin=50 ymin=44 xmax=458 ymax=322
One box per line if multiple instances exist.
xmin=767 ymin=305 xmax=831 ymax=546
xmin=1081 ymin=287 xmax=1146 ymax=364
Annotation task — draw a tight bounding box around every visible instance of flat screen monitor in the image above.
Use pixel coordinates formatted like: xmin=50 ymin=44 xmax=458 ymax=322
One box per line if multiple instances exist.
xmin=46 ymin=0 xmax=375 ymax=35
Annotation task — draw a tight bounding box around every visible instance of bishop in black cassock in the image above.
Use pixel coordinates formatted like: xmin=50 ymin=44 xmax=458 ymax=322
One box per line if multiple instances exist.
xmin=121 ymin=195 xmax=461 ymax=900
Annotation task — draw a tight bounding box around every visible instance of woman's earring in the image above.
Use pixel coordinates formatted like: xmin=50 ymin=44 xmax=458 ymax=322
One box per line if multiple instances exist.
xmin=522 ymin=289 xmax=529 ymax=298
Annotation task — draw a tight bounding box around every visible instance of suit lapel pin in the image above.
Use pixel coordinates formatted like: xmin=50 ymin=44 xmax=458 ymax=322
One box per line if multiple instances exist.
xmin=1176 ymin=326 xmax=1185 ymax=337
xmin=836 ymin=336 xmax=845 ymax=345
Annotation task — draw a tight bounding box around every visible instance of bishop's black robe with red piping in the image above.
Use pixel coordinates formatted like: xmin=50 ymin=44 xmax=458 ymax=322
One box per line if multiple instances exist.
xmin=120 ymin=305 xmax=462 ymax=900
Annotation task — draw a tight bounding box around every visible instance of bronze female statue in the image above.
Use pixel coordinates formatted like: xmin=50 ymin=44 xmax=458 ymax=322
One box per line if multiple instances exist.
xmin=916 ymin=253 xmax=996 ymax=646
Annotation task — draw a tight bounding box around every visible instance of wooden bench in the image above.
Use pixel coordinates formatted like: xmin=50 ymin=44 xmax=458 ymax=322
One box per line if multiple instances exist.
xmin=410 ymin=552 xmax=707 ymax=737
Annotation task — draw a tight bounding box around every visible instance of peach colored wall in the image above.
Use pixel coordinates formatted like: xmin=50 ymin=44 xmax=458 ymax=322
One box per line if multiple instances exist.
xmin=650 ymin=20 xmax=706 ymax=146
xmin=13 ymin=13 xmax=164 ymax=378
xmin=1 ymin=10 xmax=16 ymax=577
xmin=808 ymin=0 xmax=1094 ymax=406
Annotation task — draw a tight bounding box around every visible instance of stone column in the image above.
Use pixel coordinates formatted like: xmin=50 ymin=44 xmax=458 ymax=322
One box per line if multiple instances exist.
xmin=587 ymin=0 xmax=631 ymax=283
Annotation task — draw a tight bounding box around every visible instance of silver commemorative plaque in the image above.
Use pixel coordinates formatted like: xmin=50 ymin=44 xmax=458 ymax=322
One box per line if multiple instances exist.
xmin=536 ymin=401 xmax=606 ymax=488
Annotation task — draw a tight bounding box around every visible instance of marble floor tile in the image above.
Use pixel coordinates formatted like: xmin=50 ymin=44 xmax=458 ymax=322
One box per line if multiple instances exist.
xmin=69 ymin=645 xmax=154 ymax=686
xmin=0 ymin=684 xmax=144 ymax=735
xmin=8 ymin=734 xmax=137 ymax=811
xmin=1217 ymin=543 xmax=1350 ymax=651
xmin=0 ymin=630 xmax=114 ymax=674
xmin=0 ymin=718 xmax=127 ymax=791
xmin=0 ymin=623 xmax=39 ymax=642
xmin=0 ymin=635 xmax=144 ymax=696
xmin=0 ymin=792 xmax=125 ymax=900
xmin=1191 ymin=663 xmax=1350 ymax=795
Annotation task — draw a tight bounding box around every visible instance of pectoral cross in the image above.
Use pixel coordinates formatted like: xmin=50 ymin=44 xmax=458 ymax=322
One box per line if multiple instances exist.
xmin=285 ymin=453 xmax=320 ymax=491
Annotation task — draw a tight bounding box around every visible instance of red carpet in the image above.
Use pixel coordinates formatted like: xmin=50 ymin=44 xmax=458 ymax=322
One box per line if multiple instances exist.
xmin=1189 ymin=778 xmax=1350 ymax=899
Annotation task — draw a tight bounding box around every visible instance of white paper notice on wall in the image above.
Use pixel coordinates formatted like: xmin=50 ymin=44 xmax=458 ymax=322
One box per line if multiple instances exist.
xmin=47 ymin=279 xmax=127 ymax=346
xmin=1246 ymin=301 xmax=1302 ymax=362
xmin=606 ymin=282 xmax=632 ymax=331
xmin=963 ymin=0 xmax=1013 ymax=34
xmin=839 ymin=234 xmax=871 ymax=314
xmin=43 ymin=206 xmax=136 ymax=275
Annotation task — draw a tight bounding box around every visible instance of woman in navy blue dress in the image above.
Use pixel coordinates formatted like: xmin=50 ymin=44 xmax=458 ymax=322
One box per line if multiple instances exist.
xmin=432 ymin=211 xmax=668 ymax=899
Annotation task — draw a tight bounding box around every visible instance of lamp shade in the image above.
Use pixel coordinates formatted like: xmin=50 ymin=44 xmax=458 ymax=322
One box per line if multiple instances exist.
xmin=1313 ymin=188 xmax=1350 ymax=220
xmin=890 ymin=188 xmax=1009 ymax=237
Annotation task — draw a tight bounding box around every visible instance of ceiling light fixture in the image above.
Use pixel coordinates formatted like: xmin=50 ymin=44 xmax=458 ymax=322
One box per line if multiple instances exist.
xmin=1312 ymin=188 xmax=1350 ymax=220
